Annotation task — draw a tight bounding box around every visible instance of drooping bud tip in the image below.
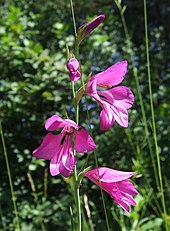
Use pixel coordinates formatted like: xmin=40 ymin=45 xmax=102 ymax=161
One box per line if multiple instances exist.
xmin=84 ymin=14 xmax=105 ymax=36
xmin=77 ymin=14 xmax=105 ymax=44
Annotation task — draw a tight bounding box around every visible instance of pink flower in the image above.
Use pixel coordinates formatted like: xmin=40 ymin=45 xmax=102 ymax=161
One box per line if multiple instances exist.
xmin=85 ymin=167 xmax=138 ymax=212
xmin=33 ymin=115 xmax=96 ymax=177
xmin=77 ymin=14 xmax=105 ymax=43
xmin=67 ymin=58 xmax=81 ymax=82
xmin=85 ymin=61 xmax=134 ymax=130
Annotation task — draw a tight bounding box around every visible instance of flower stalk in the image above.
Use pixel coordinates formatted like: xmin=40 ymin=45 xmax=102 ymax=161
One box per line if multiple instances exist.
xmin=71 ymin=52 xmax=82 ymax=229
xmin=114 ymin=0 xmax=159 ymax=189
xmin=69 ymin=2 xmax=82 ymax=227
xmin=72 ymin=78 xmax=81 ymax=231
xmin=143 ymin=0 xmax=168 ymax=229
xmin=73 ymin=165 xmax=81 ymax=231
xmin=0 ymin=121 xmax=21 ymax=231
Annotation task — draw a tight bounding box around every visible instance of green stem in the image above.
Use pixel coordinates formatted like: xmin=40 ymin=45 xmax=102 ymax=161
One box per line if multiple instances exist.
xmin=70 ymin=1 xmax=109 ymax=229
xmin=69 ymin=2 xmax=82 ymax=229
xmin=70 ymin=0 xmax=77 ymax=38
xmin=0 ymin=121 xmax=21 ymax=231
xmin=71 ymin=78 xmax=81 ymax=231
xmin=27 ymin=172 xmax=46 ymax=231
xmin=72 ymin=91 xmax=81 ymax=230
xmin=70 ymin=0 xmax=84 ymax=89
xmin=70 ymin=206 xmax=74 ymax=231
xmin=73 ymin=166 xmax=81 ymax=231
xmin=94 ymin=151 xmax=110 ymax=231
xmin=72 ymin=82 xmax=79 ymax=125
xmin=143 ymin=1 xmax=167 ymax=230
xmin=83 ymin=102 xmax=110 ymax=231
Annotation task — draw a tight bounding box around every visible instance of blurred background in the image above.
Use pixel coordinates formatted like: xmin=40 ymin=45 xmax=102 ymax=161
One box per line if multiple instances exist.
xmin=0 ymin=0 xmax=170 ymax=230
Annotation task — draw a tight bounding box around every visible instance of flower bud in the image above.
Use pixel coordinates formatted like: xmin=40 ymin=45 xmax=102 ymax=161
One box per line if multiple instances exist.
xmin=77 ymin=14 xmax=105 ymax=44
xmin=67 ymin=58 xmax=81 ymax=82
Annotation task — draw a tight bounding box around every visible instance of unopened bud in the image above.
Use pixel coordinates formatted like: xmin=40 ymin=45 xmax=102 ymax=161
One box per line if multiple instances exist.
xmin=77 ymin=14 xmax=105 ymax=44
xmin=67 ymin=58 xmax=81 ymax=82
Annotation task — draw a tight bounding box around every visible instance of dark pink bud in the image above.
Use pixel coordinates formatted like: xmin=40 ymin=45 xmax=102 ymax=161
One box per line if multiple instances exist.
xmin=77 ymin=14 xmax=105 ymax=44
xmin=84 ymin=14 xmax=105 ymax=36
xmin=67 ymin=58 xmax=81 ymax=82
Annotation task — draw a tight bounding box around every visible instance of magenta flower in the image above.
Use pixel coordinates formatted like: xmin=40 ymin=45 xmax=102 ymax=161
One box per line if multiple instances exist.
xmin=85 ymin=61 xmax=134 ymax=130
xmin=85 ymin=167 xmax=138 ymax=212
xmin=33 ymin=115 xmax=96 ymax=177
xmin=77 ymin=14 xmax=105 ymax=43
xmin=67 ymin=58 xmax=81 ymax=82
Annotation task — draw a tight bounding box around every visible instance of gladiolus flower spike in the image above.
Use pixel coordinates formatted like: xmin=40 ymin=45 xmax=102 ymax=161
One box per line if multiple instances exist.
xmin=85 ymin=167 xmax=138 ymax=212
xmin=33 ymin=115 xmax=96 ymax=177
xmin=85 ymin=61 xmax=134 ymax=130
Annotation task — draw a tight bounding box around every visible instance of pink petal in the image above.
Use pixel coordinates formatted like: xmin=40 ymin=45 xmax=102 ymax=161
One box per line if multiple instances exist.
xmin=93 ymin=87 xmax=133 ymax=129
xmin=92 ymin=61 xmax=128 ymax=88
xmin=114 ymin=197 xmax=130 ymax=212
xmin=121 ymin=192 xmax=137 ymax=206
xmin=96 ymin=90 xmax=115 ymax=130
xmin=98 ymin=88 xmax=132 ymax=128
xmin=85 ymin=77 xmax=98 ymax=97
xmin=100 ymin=104 xmax=115 ymax=130
xmin=33 ymin=133 xmax=62 ymax=160
xmin=98 ymin=89 xmax=114 ymax=103
xmin=112 ymin=186 xmax=136 ymax=212
xmin=85 ymin=83 xmax=116 ymax=130
xmin=45 ymin=115 xmax=79 ymax=131
xmin=118 ymin=180 xmax=138 ymax=196
xmin=85 ymin=167 xmax=135 ymax=183
xmin=108 ymin=86 xmax=134 ymax=109
xmin=103 ymin=182 xmax=136 ymax=212
xmin=59 ymin=153 xmax=76 ymax=177
xmin=50 ymin=162 xmax=60 ymax=176
xmin=49 ymin=135 xmax=75 ymax=177
xmin=49 ymin=136 xmax=66 ymax=176
xmin=111 ymin=104 xmax=129 ymax=127
xmin=74 ymin=128 xmax=96 ymax=153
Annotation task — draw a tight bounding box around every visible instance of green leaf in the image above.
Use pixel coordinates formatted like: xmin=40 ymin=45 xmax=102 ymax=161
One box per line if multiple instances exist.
xmin=140 ymin=218 xmax=163 ymax=231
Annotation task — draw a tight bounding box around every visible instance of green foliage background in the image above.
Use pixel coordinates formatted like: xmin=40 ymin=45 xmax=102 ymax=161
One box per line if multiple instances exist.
xmin=0 ymin=0 xmax=170 ymax=230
